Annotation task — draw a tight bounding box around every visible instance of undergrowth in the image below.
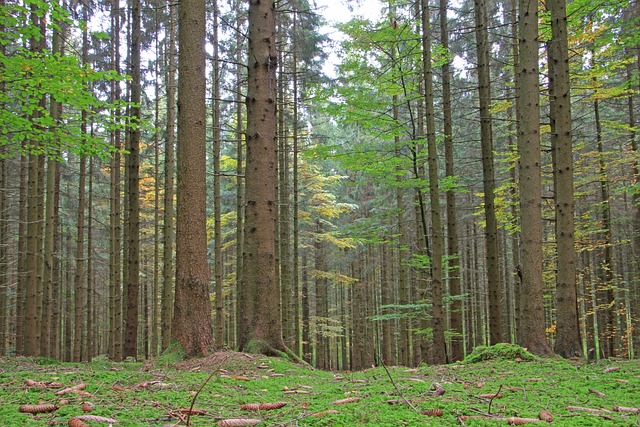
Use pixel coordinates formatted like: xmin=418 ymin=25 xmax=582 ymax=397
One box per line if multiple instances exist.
xmin=1 ymin=348 xmax=639 ymax=426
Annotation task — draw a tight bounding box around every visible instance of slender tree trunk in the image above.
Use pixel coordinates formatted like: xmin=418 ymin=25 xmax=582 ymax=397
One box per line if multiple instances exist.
xmin=109 ymin=0 xmax=123 ymax=361
xmin=234 ymin=1 xmax=245 ymax=350
xmin=594 ymin=89 xmax=616 ymax=357
xmin=440 ymin=0 xmax=463 ymax=361
xmin=211 ymin=0 xmax=224 ymax=348
xmin=172 ymin=0 xmax=214 ymax=356
xmin=474 ymin=0 xmax=502 ymax=345
xmin=161 ymin=0 xmax=176 ymax=352
xmin=151 ymin=0 xmax=161 ymax=357
xmin=626 ymin=55 xmax=640 ymax=357
xmin=41 ymin=9 xmax=64 ymax=357
xmin=517 ymin=0 xmax=552 ymax=356
xmin=124 ymin=0 xmax=141 ymax=360
xmin=292 ymin=18 xmax=301 ymax=357
xmin=87 ymin=155 xmax=94 ymax=360
xmin=302 ymin=251 xmax=310 ymax=362
xmin=277 ymin=19 xmax=293 ymax=352
xmin=507 ymin=0 xmax=521 ymax=343
xmin=24 ymin=1 xmax=47 ymax=357
xmin=314 ymin=221 xmax=328 ymax=369
xmin=16 ymin=151 xmax=28 ymax=356
xmin=548 ymin=0 xmax=582 ymax=358
xmin=238 ymin=0 xmax=287 ymax=355
xmin=0 ymin=0 xmax=5 ymax=356
xmin=421 ymin=0 xmax=447 ymax=364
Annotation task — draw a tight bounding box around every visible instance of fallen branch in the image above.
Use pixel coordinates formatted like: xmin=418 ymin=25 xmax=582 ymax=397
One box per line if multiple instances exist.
xmin=566 ymin=406 xmax=612 ymax=414
xmin=56 ymin=382 xmax=87 ymax=396
xmin=186 ymin=355 xmax=230 ymax=426
xmin=378 ymin=355 xmax=419 ymax=413
xmin=613 ymin=405 xmax=640 ymax=414
xmin=487 ymin=385 xmax=503 ymax=414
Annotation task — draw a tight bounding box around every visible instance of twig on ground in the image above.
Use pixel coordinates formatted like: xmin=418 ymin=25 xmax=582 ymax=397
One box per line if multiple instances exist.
xmin=377 ymin=355 xmax=419 ymax=413
xmin=488 ymin=385 xmax=503 ymax=414
xmin=186 ymin=355 xmax=230 ymax=426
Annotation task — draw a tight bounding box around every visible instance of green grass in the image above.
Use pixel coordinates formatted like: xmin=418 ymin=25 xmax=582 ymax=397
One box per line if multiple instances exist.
xmin=1 ymin=349 xmax=639 ymax=426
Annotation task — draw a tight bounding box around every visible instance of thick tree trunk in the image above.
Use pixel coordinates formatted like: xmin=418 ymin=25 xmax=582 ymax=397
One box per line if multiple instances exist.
xmin=172 ymin=0 xmax=214 ymax=356
xmin=238 ymin=0 xmax=287 ymax=355
xmin=517 ymin=0 xmax=552 ymax=356
xmin=548 ymin=0 xmax=582 ymax=358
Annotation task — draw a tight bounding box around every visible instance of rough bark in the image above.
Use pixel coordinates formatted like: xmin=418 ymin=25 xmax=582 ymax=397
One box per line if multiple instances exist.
xmin=234 ymin=0 xmax=245 ymax=350
xmin=172 ymin=0 xmax=214 ymax=357
xmin=421 ymin=0 xmax=447 ymax=364
xmin=237 ymin=0 xmax=287 ymax=355
xmin=517 ymin=0 xmax=552 ymax=356
xmin=474 ymin=0 xmax=502 ymax=345
xmin=440 ymin=0 xmax=463 ymax=362
xmin=548 ymin=0 xmax=582 ymax=358
xmin=212 ymin=0 xmax=224 ymax=348
xmin=161 ymin=0 xmax=176 ymax=353
xmin=124 ymin=0 xmax=141 ymax=360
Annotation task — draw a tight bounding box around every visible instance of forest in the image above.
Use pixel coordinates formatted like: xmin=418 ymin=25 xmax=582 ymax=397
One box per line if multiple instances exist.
xmin=0 ymin=0 xmax=638 ymax=372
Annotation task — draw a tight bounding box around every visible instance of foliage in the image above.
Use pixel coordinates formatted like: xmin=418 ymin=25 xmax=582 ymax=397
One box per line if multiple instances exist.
xmin=4 ymin=355 xmax=640 ymax=426
xmin=462 ymin=344 xmax=539 ymax=364
xmin=0 ymin=0 xmax=129 ymax=159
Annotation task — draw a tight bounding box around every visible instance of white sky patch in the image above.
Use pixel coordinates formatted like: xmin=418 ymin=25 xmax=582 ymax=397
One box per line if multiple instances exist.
xmin=314 ymin=0 xmax=383 ymax=78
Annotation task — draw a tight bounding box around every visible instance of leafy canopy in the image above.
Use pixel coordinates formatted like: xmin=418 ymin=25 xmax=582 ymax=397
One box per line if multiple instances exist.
xmin=0 ymin=0 xmax=128 ymax=159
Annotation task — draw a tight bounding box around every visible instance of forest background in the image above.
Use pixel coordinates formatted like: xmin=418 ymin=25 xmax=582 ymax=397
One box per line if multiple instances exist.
xmin=0 ymin=0 xmax=639 ymax=371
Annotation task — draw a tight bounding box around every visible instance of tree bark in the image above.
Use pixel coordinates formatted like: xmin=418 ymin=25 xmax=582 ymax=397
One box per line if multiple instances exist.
xmin=474 ymin=0 xmax=502 ymax=345
xmin=109 ymin=0 xmax=123 ymax=361
xmin=237 ymin=0 xmax=287 ymax=355
xmin=517 ymin=0 xmax=552 ymax=356
xmin=421 ymin=0 xmax=447 ymax=364
xmin=548 ymin=0 xmax=582 ymax=358
xmin=211 ymin=0 xmax=224 ymax=348
xmin=123 ymin=0 xmax=141 ymax=360
xmin=161 ymin=0 xmax=176 ymax=353
xmin=172 ymin=0 xmax=214 ymax=356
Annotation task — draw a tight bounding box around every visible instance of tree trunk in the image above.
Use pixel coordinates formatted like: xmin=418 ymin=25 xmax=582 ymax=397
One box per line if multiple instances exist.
xmin=421 ymin=0 xmax=447 ymax=364
xmin=234 ymin=0 xmax=245 ymax=350
xmin=109 ymin=0 xmax=123 ymax=361
xmin=440 ymin=0 xmax=463 ymax=362
xmin=594 ymin=89 xmax=616 ymax=357
xmin=124 ymin=0 xmax=141 ymax=360
xmin=276 ymin=11 xmax=292 ymax=351
xmin=548 ymin=0 xmax=582 ymax=358
xmin=24 ymin=1 xmax=47 ymax=357
xmin=172 ymin=0 xmax=214 ymax=356
xmin=314 ymin=221 xmax=328 ymax=369
xmin=517 ymin=0 xmax=552 ymax=356
xmin=211 ymin=0 xmax=224 ymax=348
xmin=474 ymin=0 xmax=502 ymax=345
xmin=74 ymin=152 xmax=86 ymax=362
xmin=238 ymin=0 xmax=287 ymax=355
xmin=161 ymin=0 xmax=176 ymax=353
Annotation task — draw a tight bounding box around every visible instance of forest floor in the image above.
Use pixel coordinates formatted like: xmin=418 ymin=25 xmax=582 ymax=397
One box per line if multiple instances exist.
xmin=2 ymin=345 xmax=640 ymax=426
